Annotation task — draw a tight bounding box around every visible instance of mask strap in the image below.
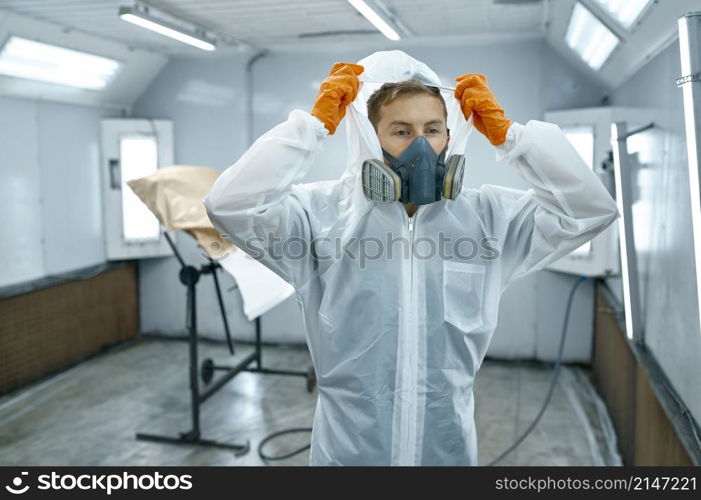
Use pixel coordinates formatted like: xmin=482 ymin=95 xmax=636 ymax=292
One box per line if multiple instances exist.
xmin=381 ymin=148 xmax=400 ymax=164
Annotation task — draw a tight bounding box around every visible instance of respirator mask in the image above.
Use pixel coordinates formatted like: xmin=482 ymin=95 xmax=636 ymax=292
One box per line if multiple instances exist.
xmin=361 ymin=135 xmax=465 ymax=205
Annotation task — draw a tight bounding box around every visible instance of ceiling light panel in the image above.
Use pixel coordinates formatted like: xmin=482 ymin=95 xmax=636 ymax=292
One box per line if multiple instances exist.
xmin=591 ymin=0 xmax=654 ymax=29
xmin=0 ymin=36 xmax=121 ymax=90
xmin=565 ymin=3 xmax=620 ymax=71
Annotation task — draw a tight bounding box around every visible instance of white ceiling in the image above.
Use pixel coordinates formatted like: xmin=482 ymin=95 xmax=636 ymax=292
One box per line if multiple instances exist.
xmin=0 ymin=0 xmax=696 ymax=93
xmin=0 ymin=0 xmax=545 ymax=53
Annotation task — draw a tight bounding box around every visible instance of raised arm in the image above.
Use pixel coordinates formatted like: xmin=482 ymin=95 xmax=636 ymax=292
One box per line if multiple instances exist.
xmin=484 ymin=120 xmax=619 ymax=290
xmin=454 ymin=73 xmax=619 ymax=291
xmin=203 ymin=62 xmax=364 ymax=289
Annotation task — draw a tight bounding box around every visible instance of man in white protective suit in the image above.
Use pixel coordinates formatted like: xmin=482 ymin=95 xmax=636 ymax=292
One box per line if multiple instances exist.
xmin=203 ymin=50 xmax=620 ymax=466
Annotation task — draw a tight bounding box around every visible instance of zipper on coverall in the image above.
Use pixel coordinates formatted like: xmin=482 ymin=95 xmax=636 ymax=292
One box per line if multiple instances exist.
xmin=397 ymin=213 xmax=418 ymax=464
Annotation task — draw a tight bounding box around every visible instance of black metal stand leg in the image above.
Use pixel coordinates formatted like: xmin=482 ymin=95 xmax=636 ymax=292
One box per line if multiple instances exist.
xmin=136 ymin=264 xmax=249 ymax=456
xmin=211 ymin=267 xmax=235 ymax=355
xmin=255 ymin=316 xmax=262 ymax=369
xmin=237 ymin=315 xmax=316 ymax=393
xmin=136 ymin=231 xmax=309 ymax=453
xmin=186 ymin=272 xmax=200 ymax=439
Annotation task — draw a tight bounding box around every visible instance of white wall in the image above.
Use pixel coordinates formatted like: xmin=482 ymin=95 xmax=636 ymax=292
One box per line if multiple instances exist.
xmin=609 ymin=40 xmax=701 ymax=426
xmin=0 ymin=97 xmax=117 ymax=288
xmin=132 ymin=38 xmax=609 ymax=364
xmin=130 ymin=53 xmax=256 ymax=343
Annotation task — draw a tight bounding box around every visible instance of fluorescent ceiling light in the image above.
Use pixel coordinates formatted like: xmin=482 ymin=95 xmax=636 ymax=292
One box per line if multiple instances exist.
xmin=0 ymin=36 xmax=121 ymax=90
xmin=347 ymin=0 xmax=401 ymax=41
xmin=119 ymin=6 xmax=216 ymax=51
xmin=592 ymin=0 xmax=653 ymax=29
xmin=565 ymin=3 xmax=620 ymax=71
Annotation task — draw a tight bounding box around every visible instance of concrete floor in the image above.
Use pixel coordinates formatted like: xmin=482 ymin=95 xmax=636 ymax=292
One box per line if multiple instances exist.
xmin=0 ymin=337 xmax=621 ymax=466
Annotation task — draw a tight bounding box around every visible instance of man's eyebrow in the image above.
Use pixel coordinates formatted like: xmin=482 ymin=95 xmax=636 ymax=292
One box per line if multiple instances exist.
xmin=387 ymin=119 xmax=445 ymax=127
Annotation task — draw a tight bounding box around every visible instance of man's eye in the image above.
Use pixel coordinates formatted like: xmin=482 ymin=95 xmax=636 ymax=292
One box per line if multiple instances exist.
xmin=427 ymin=129 xmax=441 ymax=134
xmin=394 ymin=130 xmax=410 ymax=136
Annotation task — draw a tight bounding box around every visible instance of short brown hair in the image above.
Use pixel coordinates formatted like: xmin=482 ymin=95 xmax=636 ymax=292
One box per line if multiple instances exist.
xmin=366 ymin=80 xmax=448 ymax=131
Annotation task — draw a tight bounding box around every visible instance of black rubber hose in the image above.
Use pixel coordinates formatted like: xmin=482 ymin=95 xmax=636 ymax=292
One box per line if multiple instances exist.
xmin=486 ymin=275 xmax=588 ymax=466
xmin=257 ymin=427 xmax=312 ymax=464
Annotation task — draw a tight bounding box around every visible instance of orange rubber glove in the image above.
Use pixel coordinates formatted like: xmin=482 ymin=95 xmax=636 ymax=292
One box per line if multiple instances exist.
xmin=454 ymin=73 xmax=512 ymax=146
xmin=311 ymin=62 xmax=364 ymax=135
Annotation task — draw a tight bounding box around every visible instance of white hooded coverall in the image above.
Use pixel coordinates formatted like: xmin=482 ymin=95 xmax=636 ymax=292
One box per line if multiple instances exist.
xmin=203 ymin=51 xmax=620 ymax=466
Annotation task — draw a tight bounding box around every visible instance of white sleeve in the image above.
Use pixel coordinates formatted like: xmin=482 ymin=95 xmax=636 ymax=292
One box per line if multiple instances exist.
xmin=203 ymin=109 xmax=328 ymax=289
xmin=479 ymin=120 xmax=620 ymax=291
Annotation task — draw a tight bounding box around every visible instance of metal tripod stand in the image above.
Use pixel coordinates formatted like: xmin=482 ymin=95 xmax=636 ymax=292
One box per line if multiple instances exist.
xmin=136 ymin=232 xmax=315 ymax=454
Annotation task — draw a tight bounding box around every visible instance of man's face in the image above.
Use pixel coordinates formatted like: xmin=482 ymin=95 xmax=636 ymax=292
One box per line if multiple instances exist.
xmin=375 ymin=93 xmax=449 ymax=160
